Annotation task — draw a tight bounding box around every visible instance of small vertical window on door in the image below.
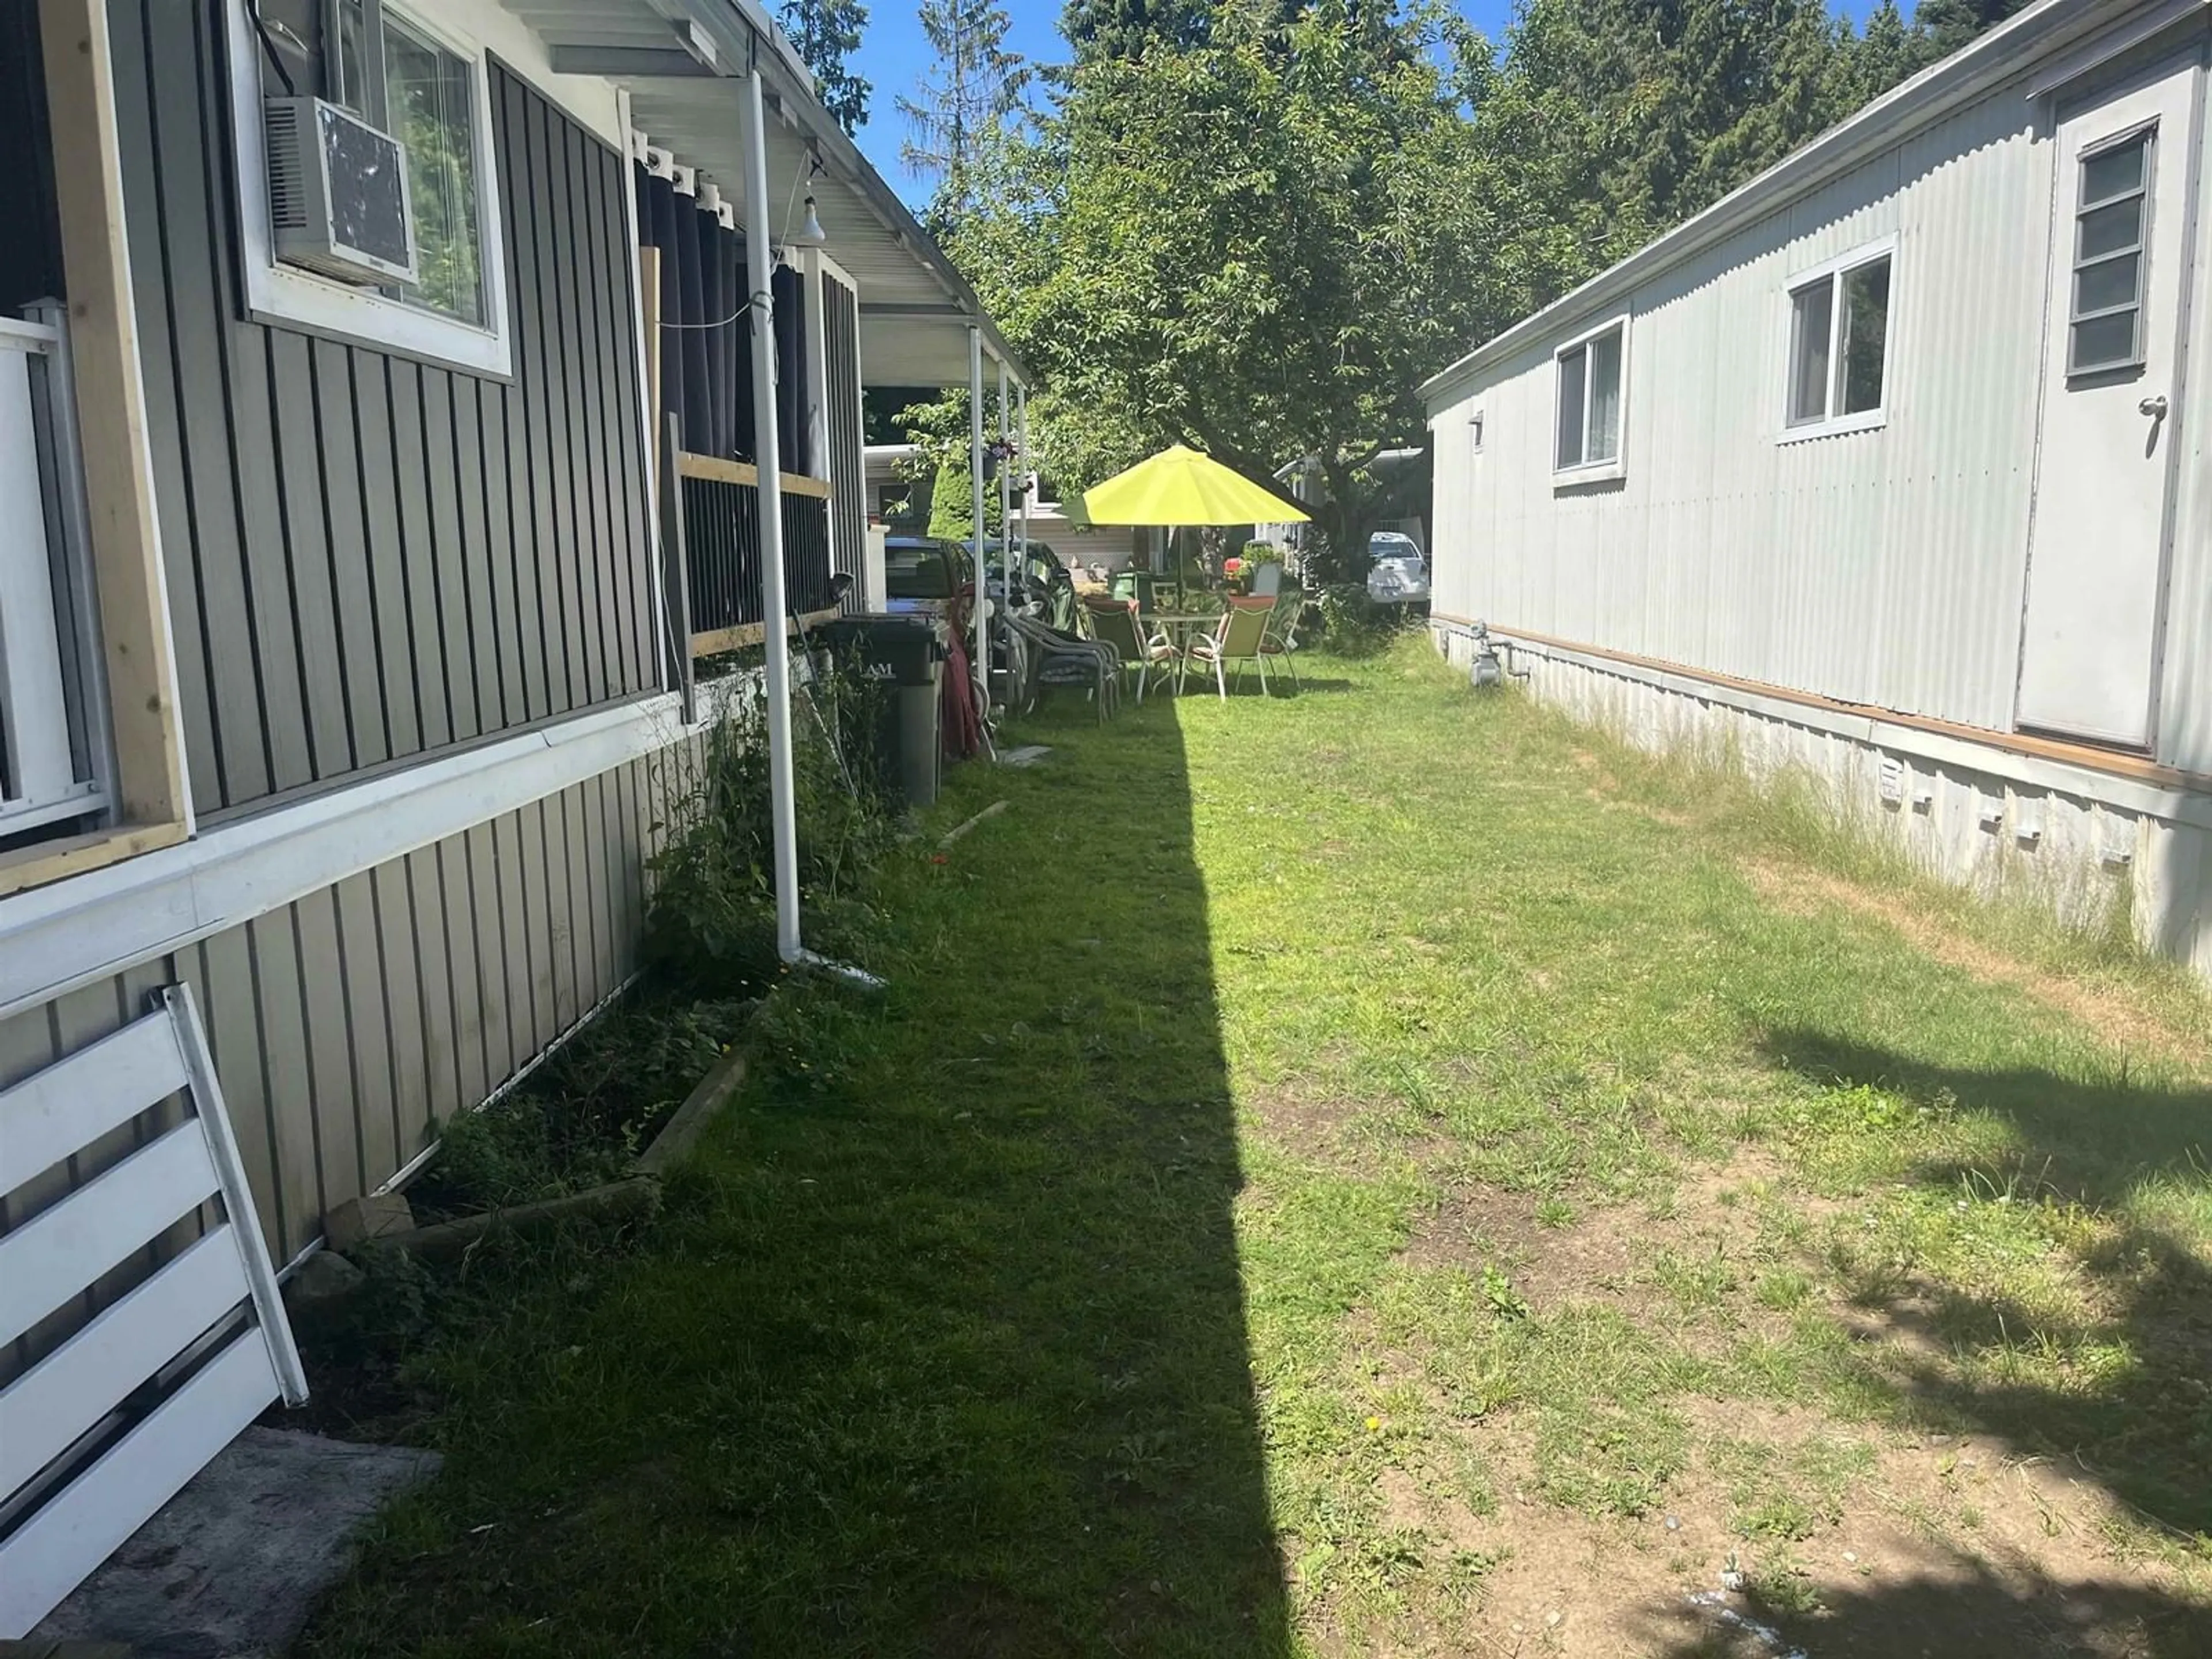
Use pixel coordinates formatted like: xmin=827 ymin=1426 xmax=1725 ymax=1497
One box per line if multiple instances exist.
xmin=2070 ymin=124 xmax=2153 ymax=376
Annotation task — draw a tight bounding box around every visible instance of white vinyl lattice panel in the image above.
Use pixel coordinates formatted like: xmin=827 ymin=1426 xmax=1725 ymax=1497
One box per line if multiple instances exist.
xmin=0 ymin=985 xmax=306 ymax=1637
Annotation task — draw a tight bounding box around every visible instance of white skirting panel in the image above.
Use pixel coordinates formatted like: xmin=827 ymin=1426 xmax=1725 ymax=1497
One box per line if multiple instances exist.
xmin=1434 ymin=625 xmax=2212 ymax=987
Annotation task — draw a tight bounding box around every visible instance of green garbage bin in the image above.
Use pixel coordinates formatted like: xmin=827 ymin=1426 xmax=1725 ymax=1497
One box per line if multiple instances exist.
xmin=815 ymin=615 xmax=947 ymax=808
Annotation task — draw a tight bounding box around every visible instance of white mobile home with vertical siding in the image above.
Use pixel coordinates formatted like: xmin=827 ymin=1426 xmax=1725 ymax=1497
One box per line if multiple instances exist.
xmin=1423 ymin=0 xmax=2212 ymax=984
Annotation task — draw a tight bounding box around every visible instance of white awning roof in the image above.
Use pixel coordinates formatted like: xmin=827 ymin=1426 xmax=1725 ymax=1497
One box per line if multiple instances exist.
xmin=507 ymin=0 xmax=1028 ymax=389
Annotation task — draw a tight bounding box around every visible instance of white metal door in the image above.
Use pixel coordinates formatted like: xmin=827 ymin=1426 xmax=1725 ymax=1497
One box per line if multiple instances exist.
xmin=2018 ymin=56 xmax=2200 ymax=748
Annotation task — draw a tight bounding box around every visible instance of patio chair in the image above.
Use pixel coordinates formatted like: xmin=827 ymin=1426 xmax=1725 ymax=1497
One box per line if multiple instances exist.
xmin=1259 ymin=590 xmax=1301 ymax=692
xmin=1185 ymin=596 xmax=1280 ymax=699
xmin=1082 ymin=595 xmax=1176 ymax=703
xmin=1009 ymin=611 xmax=1119 ymax=722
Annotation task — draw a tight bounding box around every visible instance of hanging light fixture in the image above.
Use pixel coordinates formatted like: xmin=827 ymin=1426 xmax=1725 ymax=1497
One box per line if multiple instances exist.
xmin=788 ymin=191 xmax=827 ymax=248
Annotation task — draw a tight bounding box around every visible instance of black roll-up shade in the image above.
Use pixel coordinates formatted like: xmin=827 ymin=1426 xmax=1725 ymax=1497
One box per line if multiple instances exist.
xmin=772 ymin=263 xmax=807 ymax=477
xmin=694 ymin=200 xmax=726 ymax=456
xmin=672 ymin=184 xmax=710 ymax=456
xmin=718 ymin=222 xmax=743 ymax=463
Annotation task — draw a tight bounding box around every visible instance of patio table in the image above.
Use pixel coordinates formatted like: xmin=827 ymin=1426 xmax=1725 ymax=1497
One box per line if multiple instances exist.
xmin=1143 ymin=612 xmax=1222 ymax=692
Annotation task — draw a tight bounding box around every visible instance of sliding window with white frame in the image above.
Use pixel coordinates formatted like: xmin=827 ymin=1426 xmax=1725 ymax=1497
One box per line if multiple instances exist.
xmin=1552 ymin=315 xmax=1628 ymax=483
xmin=1781 ymin=238 xmax=1895 ymax=441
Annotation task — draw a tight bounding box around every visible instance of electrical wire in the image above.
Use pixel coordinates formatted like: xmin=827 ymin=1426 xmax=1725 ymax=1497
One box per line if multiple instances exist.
xmin=657 ymin=291 xmax=772 ymax=330
xmin=245 ymin=0 xmax=298 ymax=96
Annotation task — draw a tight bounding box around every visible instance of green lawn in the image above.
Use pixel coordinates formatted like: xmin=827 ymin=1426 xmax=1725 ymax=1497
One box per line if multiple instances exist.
xmin=300 ymin=642 xmax=2212 ymax=1657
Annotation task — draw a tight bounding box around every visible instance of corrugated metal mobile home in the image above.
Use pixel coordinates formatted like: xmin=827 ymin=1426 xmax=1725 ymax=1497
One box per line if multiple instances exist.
xmin=1423 ymin=0 xmax=2212 ymax=983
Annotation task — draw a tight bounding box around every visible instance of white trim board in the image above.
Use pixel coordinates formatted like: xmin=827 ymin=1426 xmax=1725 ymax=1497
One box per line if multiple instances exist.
xmin=1434 ymin=622 xmax=2212 ymax=828
xmin=0 ymin=693 xmax=696 ymax=1024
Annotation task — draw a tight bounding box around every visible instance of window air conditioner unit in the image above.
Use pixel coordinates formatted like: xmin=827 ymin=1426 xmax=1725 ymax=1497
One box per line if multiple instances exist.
xmin=263 ymin=96 xmax=419 ymax=287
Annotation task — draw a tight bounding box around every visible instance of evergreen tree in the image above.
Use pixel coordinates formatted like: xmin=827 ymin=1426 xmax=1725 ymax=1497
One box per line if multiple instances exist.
xmin=1912 ymin=0 xmax=2032 ymax=57
xmin=1844 ymin=2 xmax=1922 ymax=104
xmin=780 ymin=0 xmax=871 ymax=135
xmin=1483 ymin=0 xmax=1867 ymax=255
xmin=897 ymin=0 xmax=1031 ymax=221
xmin=1060 ymin=0 xmax=1211 ymax=62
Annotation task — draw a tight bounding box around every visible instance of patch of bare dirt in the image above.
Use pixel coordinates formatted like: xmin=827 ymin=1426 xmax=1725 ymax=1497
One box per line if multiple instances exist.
xmin=1403 ymin=1145 xmax=1834 ymax=1313
xmin=1743 ymin=859 xmax=2207 ymax=1067
xmin=1404 ymin=1183 xmax=1639 ymax=1307
xmin=1248 ymin=1083 xmax=1367 ymax=1154
xmin=1339 ymin=1140 xmax=2212 ymax=1654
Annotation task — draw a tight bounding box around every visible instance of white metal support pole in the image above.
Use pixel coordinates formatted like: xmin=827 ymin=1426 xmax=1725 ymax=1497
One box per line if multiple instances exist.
xmin=741 ymin=66 xmax=802 ymax=964
xmin=968 ymin=325 xmax=987 ymax=711
xmin=997 ymin=359 xmax=1012 ymax=609
xmin=1017 ymin=384 xmax=1030 ymax=567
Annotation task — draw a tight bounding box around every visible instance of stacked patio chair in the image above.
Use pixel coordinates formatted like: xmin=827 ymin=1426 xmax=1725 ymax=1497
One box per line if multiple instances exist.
xmin=1082 ymin=595 xmax=1178 ymax=703
xmin=1007 ymin=611 xmax=1121 ymax=722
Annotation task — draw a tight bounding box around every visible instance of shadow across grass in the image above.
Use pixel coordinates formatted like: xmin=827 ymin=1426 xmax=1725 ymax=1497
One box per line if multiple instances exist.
xmin=1763 ymin=1030 xmax=2212 ymax=1213
xmin=298 ymin=697 xmax=1290 ymax=1657
xmin=1630 ymin=1556 xmax=2212 ymax=1658
xmin=1687 ymin=1028 xmax=2212 ymax=1653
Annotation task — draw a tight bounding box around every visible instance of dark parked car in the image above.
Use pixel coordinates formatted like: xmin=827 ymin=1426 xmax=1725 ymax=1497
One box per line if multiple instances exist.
xmin=883 ymin=535 xmax=963 ymax=613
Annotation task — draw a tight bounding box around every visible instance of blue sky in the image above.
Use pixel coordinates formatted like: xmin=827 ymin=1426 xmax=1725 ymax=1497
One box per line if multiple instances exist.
xmin=848 ymin=0 xmax=1891 ymax=201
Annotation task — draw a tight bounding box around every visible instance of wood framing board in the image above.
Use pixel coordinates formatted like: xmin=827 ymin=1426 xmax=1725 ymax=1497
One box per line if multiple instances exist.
xmin=690 ymin=606 xmax=844 ymax=659
xmin=37 ymin=0 xmax=187 ymax=830
xmin=677 ymin=451 xmax=834 ymax=499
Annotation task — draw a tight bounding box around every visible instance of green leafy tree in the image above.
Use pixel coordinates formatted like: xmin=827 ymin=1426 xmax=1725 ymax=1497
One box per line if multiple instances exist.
xmin=780 ymin=0 xmax=871 ymax=135
xmin=950 ymin=1 xmax=1578 ymax=578
xmin=898 ymin=0 xmax=1031 ymax=220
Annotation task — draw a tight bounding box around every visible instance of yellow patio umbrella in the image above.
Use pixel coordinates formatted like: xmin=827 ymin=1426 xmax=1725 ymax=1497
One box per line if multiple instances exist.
xmin=1081 ymin=445 xmax=1308 ymax=606
xmin=1081 ymin=444 xmax=1309 ymax=526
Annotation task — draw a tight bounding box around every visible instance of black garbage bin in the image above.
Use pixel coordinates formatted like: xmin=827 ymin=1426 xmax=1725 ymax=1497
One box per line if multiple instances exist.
xmin=815 ymin=615 xmax=947 ymax=808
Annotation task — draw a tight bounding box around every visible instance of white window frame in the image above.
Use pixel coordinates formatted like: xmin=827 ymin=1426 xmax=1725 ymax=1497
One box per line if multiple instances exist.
xmin=1551 ymin=313 xmax=1630 ymax=485
xmin=0 ymin=317 xmax=106 ymax=838
xmin=1777 ymin=235 xmax=1896 ymax=444
xmin=222 ymin=0 xmax=512 ymax=378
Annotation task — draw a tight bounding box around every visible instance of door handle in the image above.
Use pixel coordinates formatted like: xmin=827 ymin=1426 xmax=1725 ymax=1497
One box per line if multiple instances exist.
xmin=2139 ymin=395 xmax=2169 ymax=419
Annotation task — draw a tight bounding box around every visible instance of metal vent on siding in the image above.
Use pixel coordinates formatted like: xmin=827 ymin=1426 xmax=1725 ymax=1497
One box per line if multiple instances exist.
xmin=263 ymin=101 xmax=307 ymax=231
